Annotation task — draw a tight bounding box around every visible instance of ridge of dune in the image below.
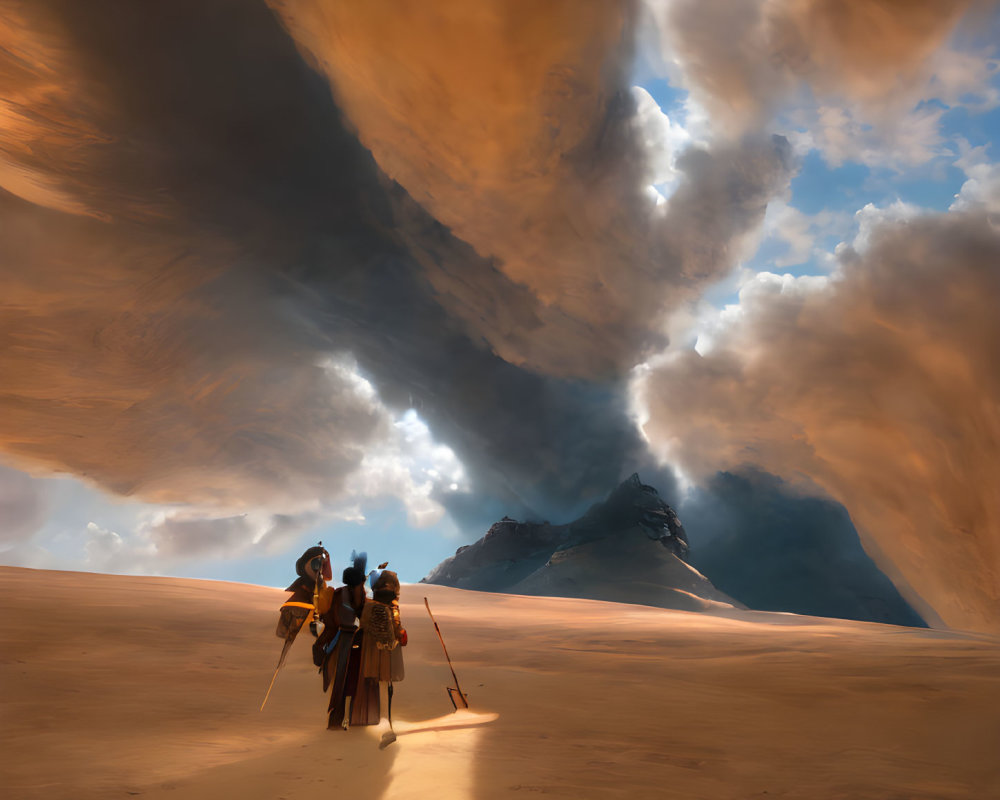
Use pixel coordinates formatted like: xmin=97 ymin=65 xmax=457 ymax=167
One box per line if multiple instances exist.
xmin=1 ymin=566 xmax=998 ymax=799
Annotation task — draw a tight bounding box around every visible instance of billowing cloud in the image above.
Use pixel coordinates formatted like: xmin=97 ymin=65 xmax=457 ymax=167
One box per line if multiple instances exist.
xmin=0 ymin=463 xmax=45 ymax=546
xmin=144 ymin=510 xmax=315 ymax=562
xmin=953 ymin=142 xmax=1000 ymax=215
xmin=649 ymin=0 xmax=994 ymax=172
xmin=636 ymin=210 xmax=1000 ymax=633
xmin=267 ymin=0 xmax=645 ymax=376
xmin=268 ymin=0 xmax=793 ymax=377
xmin=655 ymin=0 xmax=975 ymax=125
xmin=5 ymin=0 xmax=994 ymax=630
xmin=83 ymin=522 xmax=134 ymax=572
xmin=0 ymin=0 xmax=796 ymax=536
xmin=756 ymin=201 xmax=850 ymax=269
xmin=76 ymin=509 xmax=326 ymax=574
xmin=766 ymin=0 xmax=973 ymax=109
xmin=630 ymin=86 xmax=692 ymax=194
xmin=0 ymin=1 xmax=402 ymax=510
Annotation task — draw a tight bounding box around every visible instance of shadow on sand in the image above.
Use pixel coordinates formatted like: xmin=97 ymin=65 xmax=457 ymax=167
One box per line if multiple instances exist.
xmin=388 ymin=709 xmax=499 ymax=742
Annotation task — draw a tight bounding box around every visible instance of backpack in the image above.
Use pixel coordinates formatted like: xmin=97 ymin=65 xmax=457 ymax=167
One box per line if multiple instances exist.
xmin=368 ymin=601 xmax=398 ymax=651
xmin=275 ymin=601 xmax=312 ymax=639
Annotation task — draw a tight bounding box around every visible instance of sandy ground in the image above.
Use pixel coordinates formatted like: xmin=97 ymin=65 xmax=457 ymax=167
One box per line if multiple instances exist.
xmin=1 ymin=566 xmax=998 ymax=800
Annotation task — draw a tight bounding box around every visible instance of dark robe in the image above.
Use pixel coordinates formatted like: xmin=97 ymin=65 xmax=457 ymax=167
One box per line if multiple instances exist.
xmin=284 ymin=576 xmax=314 ymax=604
xmin=321 ymin=587 xmax=379 ymax=727
xmin=346 ymin=629 xmax=380 ymax=726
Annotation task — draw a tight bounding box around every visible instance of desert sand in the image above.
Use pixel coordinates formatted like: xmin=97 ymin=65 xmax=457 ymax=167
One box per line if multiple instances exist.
xmin=1 ymin=565 xmax=998 ymax=799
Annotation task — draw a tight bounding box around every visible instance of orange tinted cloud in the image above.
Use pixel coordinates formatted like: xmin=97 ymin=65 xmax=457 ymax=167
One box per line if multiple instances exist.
xmin=269 ymin=0 xmax=792 ymax=377
xmin=0 ymin=4 xmax=178 ymax=221
xmin=0 ymin=2 xmax=391 ymax=508
xmin=659 ymin=0 xmax=975 ymax=131
xmin=637 ymin=211 xmax=1000 ymax=633
xmin=1 ymin=1 xmax=688 ymax=520
xmin=772 ymin=0 xmax=972 ymax=103
xmin=0 ymin=190 xmax=386 ymax=507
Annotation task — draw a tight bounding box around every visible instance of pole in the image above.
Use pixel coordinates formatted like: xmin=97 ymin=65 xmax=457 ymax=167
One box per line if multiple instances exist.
xmin=259 ymin=635 xmax=295 ymax=711
xmin=424 ymin=597 xmax=469 ymax=709
xmin=260 ymin=605 xmax=313 ymax=711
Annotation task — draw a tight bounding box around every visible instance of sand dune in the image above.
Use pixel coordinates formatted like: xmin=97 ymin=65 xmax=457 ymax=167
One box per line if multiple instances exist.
xmin=1 ymin=566 xmax=998 ymax=799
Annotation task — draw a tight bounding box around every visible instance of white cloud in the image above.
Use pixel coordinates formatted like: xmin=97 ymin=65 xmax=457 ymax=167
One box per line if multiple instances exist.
xmin=83 ymin=522 xmax=134 ymax=571
xmin=927 ymin=47 xmax=1000 ymax=112
xmin=951 ymin=143 xmax=1000 ymax=215
xmin=0 ymin=356 xmax=473 ymax=574
xmin=345 ymin=408 xmax=468 ymax=529
xmin=630 ymin=85 xmax=692 ymax=197
xmin=849 ymin=200 xmax=927 ymax=253
xmin=808 ymin=104 xmax=946 ymax=170
xmin=758 ymin=201 xmax=852 ymax=268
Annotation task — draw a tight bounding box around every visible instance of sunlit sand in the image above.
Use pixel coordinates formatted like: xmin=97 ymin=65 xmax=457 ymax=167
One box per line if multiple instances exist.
xmin=1 ymin=566 xmax=998 ymax=799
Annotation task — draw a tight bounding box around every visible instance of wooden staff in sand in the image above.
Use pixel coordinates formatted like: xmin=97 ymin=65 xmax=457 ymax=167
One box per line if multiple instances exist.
xmin=424 ymin=597 xmax=469 ymax=710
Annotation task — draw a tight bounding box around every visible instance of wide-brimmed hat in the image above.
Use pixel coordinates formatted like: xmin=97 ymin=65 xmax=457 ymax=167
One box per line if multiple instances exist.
xmin=295 ymin=545 xmax=330 ymax=580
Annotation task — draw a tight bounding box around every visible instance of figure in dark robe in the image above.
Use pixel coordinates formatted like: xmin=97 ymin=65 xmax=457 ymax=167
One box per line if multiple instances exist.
xmin=317 ymin=552 xmax=379 ymax=729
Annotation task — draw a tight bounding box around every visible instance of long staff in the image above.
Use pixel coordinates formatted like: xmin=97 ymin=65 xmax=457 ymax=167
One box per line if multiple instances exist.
xmin=259 ymin=600 xmax=314 ymax=711
xmin=261 ymin=548 xmax=329 ymax=711
xmin=260 ymin=635 xmax=296 ymax=711
xmin=424 ymin=597 xmax=469 ymax=710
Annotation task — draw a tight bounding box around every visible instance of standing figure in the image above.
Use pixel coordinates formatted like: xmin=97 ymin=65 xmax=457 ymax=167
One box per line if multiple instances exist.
xmin=284 ymin=545 xmax=332 ymax=611
xmin=359 ymin=569 xmax=407 ymax=744
xmin=281 ymin=545 xmax=333 ymax=645
xmin=317 ymin=552 xmax=378 ymax=729
xmin=261 ymin=545 xmax=332 ymax=712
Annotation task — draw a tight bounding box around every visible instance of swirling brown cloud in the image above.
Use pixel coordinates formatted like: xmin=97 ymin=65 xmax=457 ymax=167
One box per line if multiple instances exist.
xmin=268 ymin=0 xmax=791 ymax=377
xmin=637 ymin=211 xmax=1000 ymax=633
xmin=0 ymin=1 xmax=391 ymax=508
xmin=0 ymin=0 xmax=790 ymax=525
xmin=657 ymin=0 xmax=975 ymax=131
xmin=3 ymin=0 xmax=996 ymax=626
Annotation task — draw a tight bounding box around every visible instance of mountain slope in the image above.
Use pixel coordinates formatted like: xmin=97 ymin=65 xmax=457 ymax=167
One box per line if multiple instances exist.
xmin=423 ymin=473 xmax=741 ymax=611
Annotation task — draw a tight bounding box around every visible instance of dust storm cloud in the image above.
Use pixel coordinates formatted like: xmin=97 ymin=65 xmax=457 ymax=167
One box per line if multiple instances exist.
xmin=637 ymin=212 xmax=1000 ymax=633
xmin=2 ymin=0 xmax=997 ymax=632
xmin=0 ymin=0 xmax=787 ymax=522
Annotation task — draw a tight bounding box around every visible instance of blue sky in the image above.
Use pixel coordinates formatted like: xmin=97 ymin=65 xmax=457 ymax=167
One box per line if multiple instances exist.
xmin=634 ymin=23 xmax=999 ymax=330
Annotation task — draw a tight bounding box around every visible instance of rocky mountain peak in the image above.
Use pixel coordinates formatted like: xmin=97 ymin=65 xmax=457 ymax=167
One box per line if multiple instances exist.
xmin=421 ymin=473 xmax=729 ymax=612
xmin=579 ymin=472 xmax=689 ymax=559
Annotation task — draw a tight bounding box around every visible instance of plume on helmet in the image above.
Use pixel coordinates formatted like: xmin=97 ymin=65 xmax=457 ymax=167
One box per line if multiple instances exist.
xmin=342 ymin=550 xmax=368 ymax=587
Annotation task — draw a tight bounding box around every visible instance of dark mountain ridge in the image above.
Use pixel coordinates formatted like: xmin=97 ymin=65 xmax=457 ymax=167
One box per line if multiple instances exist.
xmin=423 ymin=471 xmax=928 ymax=626
xmin=422 ymin=473 xmax=739 ymax=611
